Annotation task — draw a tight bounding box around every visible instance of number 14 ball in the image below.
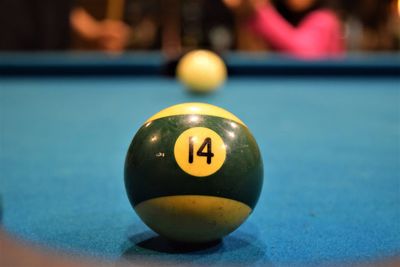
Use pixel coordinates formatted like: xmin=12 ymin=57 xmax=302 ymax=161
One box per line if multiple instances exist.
xmin=124 ymin=103 xmax=263 ymax=243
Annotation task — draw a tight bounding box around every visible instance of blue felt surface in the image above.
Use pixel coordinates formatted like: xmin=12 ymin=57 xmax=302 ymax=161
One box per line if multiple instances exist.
xmin=0 ymin=76 xmax=399 ymax=266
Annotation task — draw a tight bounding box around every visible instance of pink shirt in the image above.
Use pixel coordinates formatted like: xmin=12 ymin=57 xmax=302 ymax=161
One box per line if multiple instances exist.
xmin=250 ymin=5 xmax=345 ymax=58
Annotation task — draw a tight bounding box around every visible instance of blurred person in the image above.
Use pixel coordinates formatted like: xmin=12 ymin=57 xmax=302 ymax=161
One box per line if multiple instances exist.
xmin=343 ymin=0 xmax=399 ymax=51
xmin=0 ymin=0 xmax=130 ymax=52
xmin=72 ymin=0 xmax=161 ymax=51
xmin=223 ymin=0 xmax=345 ymax=58
xmin=71 ymin=7 xmax=131 ymax=52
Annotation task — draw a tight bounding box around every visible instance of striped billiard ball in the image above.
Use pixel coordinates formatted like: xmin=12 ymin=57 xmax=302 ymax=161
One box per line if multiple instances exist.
xmin=124 ymin=103 xmax=263 ymax=243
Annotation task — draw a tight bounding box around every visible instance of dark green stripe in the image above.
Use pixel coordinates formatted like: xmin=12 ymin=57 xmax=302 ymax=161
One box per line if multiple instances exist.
xmin=124 ymin=115 xmax=263 ymax=209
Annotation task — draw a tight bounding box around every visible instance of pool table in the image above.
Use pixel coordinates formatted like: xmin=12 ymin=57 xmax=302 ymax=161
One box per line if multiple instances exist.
xmin=0 ymin=53 xmax=399 ymax=266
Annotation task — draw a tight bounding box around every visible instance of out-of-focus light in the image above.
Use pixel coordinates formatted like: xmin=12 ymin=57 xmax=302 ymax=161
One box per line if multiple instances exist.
xmin=188 ymin=115 xmax=200 ymax=123
xmin=398 ymin=0 xmax=400 ymax=17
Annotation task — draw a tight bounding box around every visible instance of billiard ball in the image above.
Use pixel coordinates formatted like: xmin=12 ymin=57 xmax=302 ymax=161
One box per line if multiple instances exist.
xmin=124 ymin=103 xmax=263 ymax=243
xmin=176 ymin=50 xmax=227 ymax=93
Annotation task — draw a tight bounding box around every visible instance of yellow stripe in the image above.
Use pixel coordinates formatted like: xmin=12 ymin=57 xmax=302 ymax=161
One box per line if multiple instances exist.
xmin=135 ymin=195 xmax=251 ymax=243
xmin=145 ymin=103 xmax=245 ymax=126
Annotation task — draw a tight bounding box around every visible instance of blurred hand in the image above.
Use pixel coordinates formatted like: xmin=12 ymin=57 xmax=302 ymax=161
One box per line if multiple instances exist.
xmin=96 ymin=20 xmax=131 ymax=52
xmin=70 ymin=8 xmax=131 ymax=53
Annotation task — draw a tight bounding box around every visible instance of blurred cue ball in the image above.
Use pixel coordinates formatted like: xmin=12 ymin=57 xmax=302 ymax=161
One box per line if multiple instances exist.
xmin=124 ymin=103 xmax=263 ymax=243
xmin=176 ymin=50 xmax=227 ymax=93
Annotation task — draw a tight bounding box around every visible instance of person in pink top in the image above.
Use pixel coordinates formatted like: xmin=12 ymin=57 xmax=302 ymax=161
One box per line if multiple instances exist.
xmin=224 ymin=0 xmax=345 ymax=58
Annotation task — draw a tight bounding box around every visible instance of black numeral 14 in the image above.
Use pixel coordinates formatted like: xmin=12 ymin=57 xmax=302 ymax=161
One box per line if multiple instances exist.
xmin=188 ymin=137 xmax=214 ymax=164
